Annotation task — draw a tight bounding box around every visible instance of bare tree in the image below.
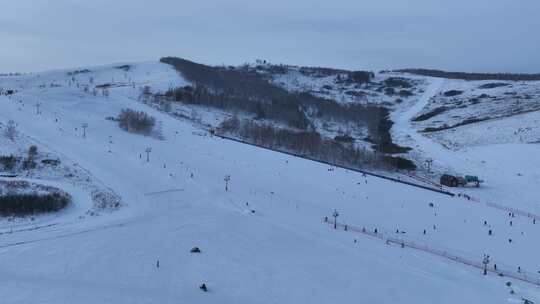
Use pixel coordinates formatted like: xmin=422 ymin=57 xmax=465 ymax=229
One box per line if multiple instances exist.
xmin=4 ymin=120 xmax=17 ymax=141
xmin=162 ymin=101 xmax=172 ymax=113
xmin=117 ymin=109 xmax=156 ymax=135
xmin=190 ymin=108 xmax=201 ymax=123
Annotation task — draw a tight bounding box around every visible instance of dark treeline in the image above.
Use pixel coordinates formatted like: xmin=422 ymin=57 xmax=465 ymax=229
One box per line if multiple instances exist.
xmin=372 ymin=115 xmax=412 ymax=154
xmin=383 ymin=77 xmax=414 ymax=88
xmin=164 ymin=84 xmax=408 ymax=154
xmin=218 ymin=118 xmax=416 ymax=171
xmin=396 ymin=68 xmax=540 ymax=81
xmin=412 ymin=106 xmax=449 ymax=122
xmin=160 ymin=57 xmax=391 ymax=146
xmin=161 ymin=57 xmax=313 ymax=129
xmin=165 ymin=85 xmax=311 ymax=129
xmin=0 ymin=145 xmax=38 ymax=171
xmin=160 ymin=57 xmax=414 ymax=172
xmin=298 ymin=66 xmax=349 ymax=77
xmin=0 ymin=192 xmax=70 ymax=216
xmin=257 ymin=63 xmax=374 ymax=84
xmin=298 ymin=66 xmax=374 ymax=84
xmin=164 ymin=84 xmax=388 ymax=134
xmin=220 ymin=117 xmax=372 ymax=167
xmin=161 ymin=57 xmax=287 ymax=100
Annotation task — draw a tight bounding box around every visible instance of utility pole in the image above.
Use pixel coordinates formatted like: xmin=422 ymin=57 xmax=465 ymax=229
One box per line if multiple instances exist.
xmin=332 ymin=209 xmax=340 ymax=229
xmin=482 ymin=254 xmax=490 ymax=275
xmin=145 ymin=147 xmax=152 ymax=162
xmin=426 ymin=159 xmax=433 ymax=174
xmin=224 ymin=175 xmax=231 ymax=192
xmin=81 ymin=123 xmax=88 ymax=138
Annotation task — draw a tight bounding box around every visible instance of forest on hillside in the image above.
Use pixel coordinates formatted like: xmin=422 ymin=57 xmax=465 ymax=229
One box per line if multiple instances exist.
xmin=158 ymin=57 xmax=416 ymax=170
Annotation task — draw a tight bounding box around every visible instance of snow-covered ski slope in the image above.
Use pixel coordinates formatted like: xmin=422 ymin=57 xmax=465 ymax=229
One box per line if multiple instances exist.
xmin=0 ymin=62 xmax=539 ymax=303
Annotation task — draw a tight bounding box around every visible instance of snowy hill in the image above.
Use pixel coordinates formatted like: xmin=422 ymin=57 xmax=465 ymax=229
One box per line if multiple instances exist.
xmin=243 ymin=61 xmax=540 ymax=215
xmin=1 ymin=60 xmax=540 ymax=303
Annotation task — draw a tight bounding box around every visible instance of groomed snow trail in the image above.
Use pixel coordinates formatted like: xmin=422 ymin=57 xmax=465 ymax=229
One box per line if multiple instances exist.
xmin=394 ymin=78 xmax=449 ymax=159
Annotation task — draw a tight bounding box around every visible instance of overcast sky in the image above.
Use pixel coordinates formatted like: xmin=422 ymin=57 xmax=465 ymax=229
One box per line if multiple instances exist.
xmin=1 ymin=0 xmax=539 ymax=73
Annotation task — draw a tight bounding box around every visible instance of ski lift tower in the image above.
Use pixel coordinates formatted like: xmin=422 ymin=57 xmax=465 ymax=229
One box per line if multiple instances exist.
xmin=35 ymin=101 xmax=42 ymax=115
xmin=145 ymin=147 xmax=152 ymax=162
xmin=426 ymin=158 xmax=434 ymax=174
xmin=332 ymin=209 xmax=340 ymax=229
xmin=81 ymin=123 xmax=88 ymax=138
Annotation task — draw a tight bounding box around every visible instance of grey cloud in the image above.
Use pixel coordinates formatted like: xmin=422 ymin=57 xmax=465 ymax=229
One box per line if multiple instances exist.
xmin=1 ymin=0 xmax=539 ymax=73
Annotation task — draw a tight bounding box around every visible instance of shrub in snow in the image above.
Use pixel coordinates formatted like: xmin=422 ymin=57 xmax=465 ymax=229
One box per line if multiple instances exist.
xmin=0 ymin=192 xmax=70 ymax=216
xmin=41 ymin=159 xmax=60 ymax=166
xmin=161 ymin=101 xmax=172 ymax=113
xmin=399 ymin=90 xmax=413 ymax=97
xmin=116 ymin=109 xmax=156 ymax=135
xmin=0 ymin=155 xmax=18 ymax=171
xmin=28 ymin=145 xmax=38 ymax=158
xmin=443 ymin=90 xmax=464 ymax=97
xmin=334 ymin=134 xmax=355 ymax=144
xmin=23 ymin=145 xmax=38 ymax=170
xmin=384 ymin=87 xmax=395 ymax=96
xmin=478 ymin=83 xmax=510 ymax=89
xmin=383 ymin=77 xmax=413 ymax=88
xmin=347 ymin=71 xmax=374 ymax=84
xmin=91 ymin=189 xmax=122 ymax=210
xmin=22 ymin=159 xmax=36 ymax=170
xmin=218 ymin=116 xmax=240 ymax=133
